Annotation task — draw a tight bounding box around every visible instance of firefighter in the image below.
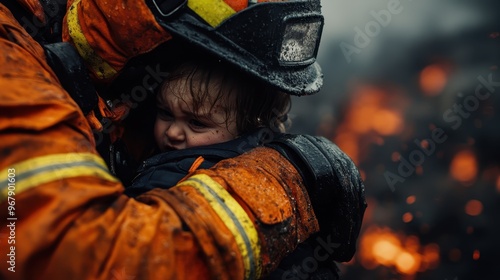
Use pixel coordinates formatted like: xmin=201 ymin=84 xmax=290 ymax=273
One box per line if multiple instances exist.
xmin=0 ymin=0 xmax=366 ymax=279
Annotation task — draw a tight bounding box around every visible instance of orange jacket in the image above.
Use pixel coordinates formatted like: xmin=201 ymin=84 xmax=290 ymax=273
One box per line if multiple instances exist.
xmin=0 ymin=2 xmax=320 ymax=279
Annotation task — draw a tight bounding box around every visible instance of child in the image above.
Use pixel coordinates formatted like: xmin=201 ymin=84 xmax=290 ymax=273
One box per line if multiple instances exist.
xmin=122 ymin=48 xmax=340 ymax=280
xmin=124 ymin=54 xmax=291 ymax=196
xmin=125 ymin=52 xmax=336 ymax=280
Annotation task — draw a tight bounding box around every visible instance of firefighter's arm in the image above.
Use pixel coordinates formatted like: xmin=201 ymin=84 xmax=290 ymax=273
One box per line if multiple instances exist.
xmin=0 ymin=5 xmax=366 ymax=280
xmin=62 ymin=0 xmax=172 ymax=81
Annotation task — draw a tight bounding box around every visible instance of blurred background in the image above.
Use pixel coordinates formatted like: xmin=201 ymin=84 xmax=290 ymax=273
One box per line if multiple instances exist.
xmin=288 ymin=0 xmax=500 ymax=279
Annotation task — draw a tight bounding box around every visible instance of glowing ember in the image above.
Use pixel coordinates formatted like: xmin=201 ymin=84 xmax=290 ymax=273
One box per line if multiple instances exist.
xmin=450 ymin=150 xmax=478 ymax=183
xmin=419 ymin=64 xmax=448 ymax=95
xmin=333 ymin=86 xmax=406 ymax=164
xmin=392 ymin=152 xmax=401 ymax=162
xmin=422 ymin=243 xmax=440 ymax=270
xmin=372 ymin=239 xmax=401 ymax=266
xmin=358 ymin=226 xmax=439 ymax=275
xmin=420 ymin=139 xmax=430 ymax=149
xmin=406 ymin=195 xmax=416 ymax=204
xmin=473 ymin=250 xmax=480 ymax=260
xmin=465 ymin=199 xmax=483 ymax=216
xmin=402 ymin=212 xmax=413 ymax=223
xmin=372 ymin=109 xmax=404 ymax=136
xmin=395 ymin=251 xmax=420 ymax=275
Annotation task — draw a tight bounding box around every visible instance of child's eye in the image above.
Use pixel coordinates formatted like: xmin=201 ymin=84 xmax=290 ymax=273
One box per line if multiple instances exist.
xmin=157 ymin=108 xmax=173 ymax=120
xmin=189 ymin=119 xmax=208 ymax=129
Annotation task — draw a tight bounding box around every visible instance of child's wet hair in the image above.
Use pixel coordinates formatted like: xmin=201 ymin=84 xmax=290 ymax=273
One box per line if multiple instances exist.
xmin=157 ymin=56 xmax=291 ymax=135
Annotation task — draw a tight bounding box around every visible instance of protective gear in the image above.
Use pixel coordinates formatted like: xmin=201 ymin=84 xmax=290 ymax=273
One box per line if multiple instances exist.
xmin=63 ymin=0 xmax=173 ymax=81
xmin=126 ymin=129 xmax=366 ymax=278
xmin=3 ymin=0 xmax=100 ymax=113
xmin=43 ymin=42 xmax=98 ymax=115
xmin=59 ymin=0 xmax=323 ymax=95
xmin=2 ymin=0 xmax=66 ymax=44
xmin=0 ymin=7 xmax=318 ymax=277
xmin=266 ymin=134 xmax=367 ymax=262
xmin=128 ymin=131 xmax=367 ymax=263
xmin=148 ymin=0 xmax=324 ymax=95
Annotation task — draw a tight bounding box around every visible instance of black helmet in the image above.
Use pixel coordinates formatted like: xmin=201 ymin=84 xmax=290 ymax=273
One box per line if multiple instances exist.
xmin=146 ymin=0 xmax=324 ymax=96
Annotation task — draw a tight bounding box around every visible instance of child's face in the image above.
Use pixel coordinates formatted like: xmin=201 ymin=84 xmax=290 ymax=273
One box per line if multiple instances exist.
xmin=154 ymin=78 xmax=238 ymax=152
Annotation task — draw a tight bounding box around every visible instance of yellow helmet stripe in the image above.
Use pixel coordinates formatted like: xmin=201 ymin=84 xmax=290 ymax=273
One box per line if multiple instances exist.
xmin=0 ymin=153 xmax=118 ymax=202
xmin=188 ymin=0 xmax=237 ymax=27
xmin=67 ymin=0 xmax=118 ymax=79
xmin=178 ymin=174 xmax=262 ymax=279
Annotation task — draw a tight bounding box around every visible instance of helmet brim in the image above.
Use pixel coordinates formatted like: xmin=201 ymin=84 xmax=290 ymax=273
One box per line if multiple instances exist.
xmin=155 ymin=1 xmax=324 ymax=95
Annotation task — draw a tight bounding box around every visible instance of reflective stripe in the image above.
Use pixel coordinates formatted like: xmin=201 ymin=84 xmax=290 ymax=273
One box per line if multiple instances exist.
xmin=178 ymin=174 xmax=262 ymax=279
xmin=188 ymin=0 xmax=236 ymax=27
xmin=0 ymin=153 xmax=118 ymax=202
xmin=67 ymin=0 xmax=117 ymax=79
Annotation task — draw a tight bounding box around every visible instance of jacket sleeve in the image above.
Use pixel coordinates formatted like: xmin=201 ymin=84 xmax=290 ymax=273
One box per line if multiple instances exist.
xmin=0 ymin=4 xmax=319 ymax=280
xmin=62 ymin=0 xmax=172 ymax=81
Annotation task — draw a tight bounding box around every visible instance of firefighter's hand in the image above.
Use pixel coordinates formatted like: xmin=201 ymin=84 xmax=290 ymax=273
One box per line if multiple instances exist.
xmin=266 ymin=134 xmax=367 ymax=262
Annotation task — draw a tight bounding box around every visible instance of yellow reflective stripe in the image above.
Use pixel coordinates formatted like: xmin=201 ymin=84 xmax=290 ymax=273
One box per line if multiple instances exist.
xmin=178 ymin=174 xmax=262 ymax=279
xmin=0 ymin=153 xmax=118 ymax=202
xmin=188 ymin=0 xmax=236 ymax=27
xmin=67 ymin=0 xmax=117 ymax=79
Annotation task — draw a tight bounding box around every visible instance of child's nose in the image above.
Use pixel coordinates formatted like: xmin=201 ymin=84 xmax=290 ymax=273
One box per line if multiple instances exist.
xmin=165 ymin=122 xmax=185 ymax=142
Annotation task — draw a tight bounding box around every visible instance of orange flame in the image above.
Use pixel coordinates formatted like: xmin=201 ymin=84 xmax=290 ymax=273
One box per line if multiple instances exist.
xmin=358 ymin=226 xmax=440 ymax=276
xmin=333 ymin=86 xmax=406 ymax=164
